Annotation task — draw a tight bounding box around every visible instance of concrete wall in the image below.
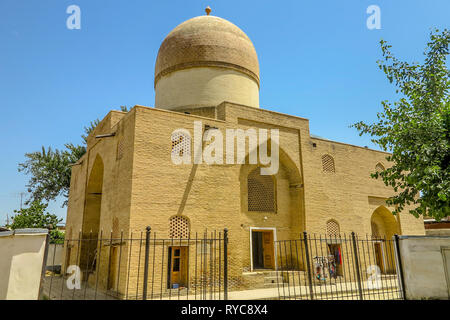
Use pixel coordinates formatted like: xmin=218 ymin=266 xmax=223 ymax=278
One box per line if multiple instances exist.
xmin=46 ymin=244 xmax=64 ymax=268
xmin=398 ymin=235 xmax=450 ymax=299
xmin=0 ymin=229 xmax=48 ymax=300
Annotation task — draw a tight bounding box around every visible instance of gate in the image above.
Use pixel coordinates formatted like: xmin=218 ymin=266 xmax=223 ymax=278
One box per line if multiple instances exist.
xmin=41 ymin=227 xmax=228 ymax=300
xmin=275 ymin=232 xmax=405 ymax=300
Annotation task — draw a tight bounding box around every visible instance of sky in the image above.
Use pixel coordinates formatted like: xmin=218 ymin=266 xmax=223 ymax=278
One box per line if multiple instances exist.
xmin=0 ymin=0 xmax=449 ymax=224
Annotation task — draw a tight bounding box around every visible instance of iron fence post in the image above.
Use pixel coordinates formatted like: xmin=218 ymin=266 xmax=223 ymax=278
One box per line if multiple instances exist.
xmin=351 ymin=232 xmax=364 ymax=300
xmin=394 ymin=234 xmax=407 ymax=300
xmin=142 ymin=226 xmax=151 ymax=300
xmin=223 ymin=228 xmax=228 ymax=300
xmin=302 ymin=231 xmax=314 ymax=300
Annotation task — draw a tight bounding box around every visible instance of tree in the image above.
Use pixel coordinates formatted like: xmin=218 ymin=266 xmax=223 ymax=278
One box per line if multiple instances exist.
xmin=18 ymin=144 xmax=87 ymax=207
xmin=352 ymin=29 xmax=450 ymax=220
xmin=80 ymin=119 xmax=100 ymax=144
xmin=7 ymin=201 xmax=64 ymax=243
xmin=18 ymin=122 xmax=97 ymax=207
xmin=19 ymin=106 xmax=129 ymax=207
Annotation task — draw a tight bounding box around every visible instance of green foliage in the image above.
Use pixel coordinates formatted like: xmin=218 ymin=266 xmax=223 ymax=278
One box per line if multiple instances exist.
xmin=50 ymin=229 xmax=65 ymax=244
xmin=18 ymin=144 xmax=86 ymax=207
xmin=7 ymin=201 xmax=64 ymax=243
xmin=119 ymin=105 xmax=129 ymax=112
xmin=352 ymin=29 xmax=450 ymax=220
xmin=19 ymin=118 xmax=100 ymax=206
xmin=81 ymin=119 xmax=100 ymax=144
xmin=19 ymin=106 xmax=131 ymax=207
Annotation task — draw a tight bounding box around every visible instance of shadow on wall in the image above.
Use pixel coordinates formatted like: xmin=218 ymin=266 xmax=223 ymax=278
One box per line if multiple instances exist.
xmin=0 ymin=229 xmax=48 ymax=300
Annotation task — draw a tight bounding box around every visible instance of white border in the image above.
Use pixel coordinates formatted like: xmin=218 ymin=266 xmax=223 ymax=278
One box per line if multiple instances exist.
xmin=249 ymin=227 xmax=277 ymax=271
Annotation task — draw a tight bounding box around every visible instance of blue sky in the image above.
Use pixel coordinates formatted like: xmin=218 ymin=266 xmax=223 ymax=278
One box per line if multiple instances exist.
xmin=0 ymin=0 xmax=449 ymax=224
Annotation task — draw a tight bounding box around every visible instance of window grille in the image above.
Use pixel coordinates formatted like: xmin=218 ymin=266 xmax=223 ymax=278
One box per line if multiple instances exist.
xmin=112 ymin=217 xmax=120 ymax=238
xmin=169 ymin=216 xmax=190 ymax=238
xmin=322 ymin=154 xmax=335 ymax=173
xmin=375 ymin=163 xmax=385 ymax=172
xmin=117 ymin=139 xmax=125 ymax=160
xmin=171 ymin=131 xmax=191 ymax=158
xmin=247 ymin=167 xmax=275 ymax=212
xmin=326 ymin=220 xmax=340 ymax=236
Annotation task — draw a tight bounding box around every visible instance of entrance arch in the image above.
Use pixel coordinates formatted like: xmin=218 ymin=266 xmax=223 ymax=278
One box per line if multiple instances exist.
xmin=80 ymin=154 xmax=104 ymax=272
xmin=239 ymin=143 xmax=304 ymax=271
xmin=370 ymin=206 xmax=400 ymax=274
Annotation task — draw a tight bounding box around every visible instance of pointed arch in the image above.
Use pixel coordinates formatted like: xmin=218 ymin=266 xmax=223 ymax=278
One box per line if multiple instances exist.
xmin=239 ymin=141 xmax=305 ymax=232
xmin=238 ymin=138 xmax=302 ymax=184
xmin=82 ymin=154 xmax=104 ymax=235
xmin=80 ymin=154 xmax=104 ymax=271
xmin=370 ymin=205 xmax=399 ymax=239
xmin=370 ymin=206 xmax=400 ymax=274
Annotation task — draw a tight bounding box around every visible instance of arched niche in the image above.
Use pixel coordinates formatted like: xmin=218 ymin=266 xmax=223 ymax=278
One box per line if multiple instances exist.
xmin=80 ymin=154 xmax=104 ymax=272
xmin=370 ymin=206 xmax=400 ymax=274
xmin=239 ymin=142 xmax=304 ymax=233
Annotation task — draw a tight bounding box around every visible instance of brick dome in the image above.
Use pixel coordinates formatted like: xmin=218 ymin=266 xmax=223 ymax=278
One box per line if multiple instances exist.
xmin=154 ymin=15 xmax=260 ymax=88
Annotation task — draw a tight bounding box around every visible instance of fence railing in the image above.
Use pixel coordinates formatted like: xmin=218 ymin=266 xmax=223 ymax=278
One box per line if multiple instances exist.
xmin=41 ymin=227 xmax=228 ymax=300
xmin=275 ymin=232 xmax=405 ymax=300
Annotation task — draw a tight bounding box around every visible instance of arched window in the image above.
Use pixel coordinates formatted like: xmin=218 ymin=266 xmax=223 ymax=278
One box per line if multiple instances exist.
xmin=326 ymin=219 xmax=340 ymax=237
xmin=247 ymin=167 xmax=276 ymax=212
xmin=375 ymin=163 xmax=385 ymax=172
xmin=322 ymin=154 xmax=335 ymax=173
xmin=169 ymin=216 xmax=190 ymax=238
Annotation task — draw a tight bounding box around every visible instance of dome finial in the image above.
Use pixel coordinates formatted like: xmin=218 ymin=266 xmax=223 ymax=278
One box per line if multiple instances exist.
xmin=205 ymin=6 xmax=212 ymax=15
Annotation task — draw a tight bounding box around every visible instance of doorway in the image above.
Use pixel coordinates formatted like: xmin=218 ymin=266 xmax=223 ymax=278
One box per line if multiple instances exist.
xmin=327 ymin=244 xmax=343 ymax=276
xmin=167 ymin=246 xmax=188 ymax=289
xmin=374 ymin=242 xmax=385 ymax=273
xmin=251 ymin=230 xmax=275 ymax=270
xmin=80 ymin=155 xmax=104 ymax=272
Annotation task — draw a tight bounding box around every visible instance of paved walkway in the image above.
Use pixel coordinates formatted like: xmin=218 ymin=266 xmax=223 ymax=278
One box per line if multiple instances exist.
xmin=229 ymin=279 xmax=401 ymax=300
xmin=42 ymin=276 xmax=401 ymax=300
xmin=42 ymin=276 xmax=119 ymax=300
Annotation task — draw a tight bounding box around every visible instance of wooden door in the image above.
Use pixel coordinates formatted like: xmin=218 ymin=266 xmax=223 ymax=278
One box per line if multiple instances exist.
xmin=169 ymin=246 xmax=187 ymax=288
xmin=374 ymin=243 xmax=385 ymax=273
xmin=262 ymin=231 xmax=274 ymax=269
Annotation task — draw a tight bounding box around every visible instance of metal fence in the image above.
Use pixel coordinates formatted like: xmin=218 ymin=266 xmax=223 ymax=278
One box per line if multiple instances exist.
xmin=275 ymin=232 xmax=405 ymax=300
xmin=41 ymin=227 xmax=228 ymax=300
